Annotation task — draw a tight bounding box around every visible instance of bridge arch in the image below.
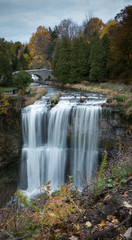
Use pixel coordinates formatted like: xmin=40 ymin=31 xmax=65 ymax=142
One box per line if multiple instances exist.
xmin=25 ymin=69 xmax=53 ymax=81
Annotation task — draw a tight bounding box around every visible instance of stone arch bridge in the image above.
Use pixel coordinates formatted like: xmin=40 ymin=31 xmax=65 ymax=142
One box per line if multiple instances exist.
xmin=25 ymin=69 xmax=53 ymax=81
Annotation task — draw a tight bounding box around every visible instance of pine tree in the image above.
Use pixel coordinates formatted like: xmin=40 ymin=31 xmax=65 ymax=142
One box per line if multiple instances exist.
xmin=101 ymin=34 xmax=110 ymax=78
xmin=69 ymin=37 xmax=81 ymax=83
xmin=89 ymin=31 xmax=105 ymax=81
xmin=53 ymin=37 xmax=71 ymax=83
xmin=69 ymin=37 xmax=90 ymax=83
xmin=52 ymin=41 xmax=61 ymax=78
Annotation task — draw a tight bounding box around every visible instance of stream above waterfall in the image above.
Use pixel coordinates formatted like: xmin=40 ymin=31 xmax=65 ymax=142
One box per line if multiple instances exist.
xmin=19 ymin=84 xmax=106 ymax=197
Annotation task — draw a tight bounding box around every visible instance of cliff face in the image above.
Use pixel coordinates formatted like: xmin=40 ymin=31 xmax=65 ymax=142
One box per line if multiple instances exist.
xmin=0 ymin=97 xmax=25 ymax=176
xmin=99 ymin=107 xmax=132 ymax=162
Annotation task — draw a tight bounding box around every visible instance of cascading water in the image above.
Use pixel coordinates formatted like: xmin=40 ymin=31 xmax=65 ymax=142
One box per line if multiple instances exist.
xmin=20 ymin=86 xmax=106 ymax=196
xmin=72 ymin=106 xmax=101 ymax=186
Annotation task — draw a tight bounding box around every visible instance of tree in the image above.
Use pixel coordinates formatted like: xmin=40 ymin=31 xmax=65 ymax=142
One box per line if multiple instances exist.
xmin=45 ymin=26 xmax=59 ymax=64
xmin=84 ymin=17 xmax=105 ymax=40
xmin=0 ymin=38 xmax=13 ymax=86
xmin=101 ymin=34 xmax=110 ymax=78
xmin=29 ymin=26 xmax=50 ymax=69
xmin=0 ymin=55 xmax=13 ymax=86
xmin=58 ymin=19 xmax=79 ymax=40
xmin=108 ymin=6 xmax=132 ymax=80
xmin=69 ymin=37 xmax=90 ymax=83
xmin=100 ymin=20 xmax=118 ymax=38
xmin=13 ymin=71 xmax=32 ymax=92
xmin=52 ymin=41 xmax=61 ymax=78
xmin=52 ymin=37 xmax=71 ymax=83
xmin=89 ymin=32 xmax=105 ymax=81
xmin=17 ymin=54 xmax=29 ymax=70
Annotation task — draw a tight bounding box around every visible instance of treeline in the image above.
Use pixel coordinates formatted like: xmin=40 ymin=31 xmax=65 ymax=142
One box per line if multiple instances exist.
xmin=0 ymin=5 xmax=132 ymax=86
xmin=0 ymin=40 xmax=31 ymax=86
xmin=52 ymin=6 xmax=132 ymax=83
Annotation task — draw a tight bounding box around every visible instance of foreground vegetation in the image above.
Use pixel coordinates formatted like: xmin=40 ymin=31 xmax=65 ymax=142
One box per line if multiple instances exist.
xmin=0 ymin=146 xmax=132 ymax=240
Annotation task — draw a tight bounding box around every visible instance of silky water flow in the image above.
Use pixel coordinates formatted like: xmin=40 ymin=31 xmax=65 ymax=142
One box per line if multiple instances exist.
xmin=19 ymin=88 xmax=105 ymax=197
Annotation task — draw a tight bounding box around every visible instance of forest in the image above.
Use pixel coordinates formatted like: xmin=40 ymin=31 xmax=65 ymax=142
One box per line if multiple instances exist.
xmin=0 ymin=5 xmax=132 ymax=87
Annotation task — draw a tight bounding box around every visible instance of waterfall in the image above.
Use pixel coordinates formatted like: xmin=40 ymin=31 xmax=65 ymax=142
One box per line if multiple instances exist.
xmin=20 ymin=90 xmax=104 ymax=196
xmin=72 ymin=106 xmax=101 ymax=186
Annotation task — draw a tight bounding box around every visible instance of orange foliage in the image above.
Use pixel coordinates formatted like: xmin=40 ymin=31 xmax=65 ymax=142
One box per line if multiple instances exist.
xmin=29 ymin=26 xmax=50 ymax=69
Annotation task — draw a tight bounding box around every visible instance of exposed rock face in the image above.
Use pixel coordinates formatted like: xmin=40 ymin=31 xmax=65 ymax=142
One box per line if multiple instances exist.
xmin=99 ymin=107 xmax=132 ymax=161
xmin=0 ymin=97 xmax=25 ymax=176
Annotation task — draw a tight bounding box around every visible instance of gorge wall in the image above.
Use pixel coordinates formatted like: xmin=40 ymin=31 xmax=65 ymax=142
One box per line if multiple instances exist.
xmin=0 ymin=97 xmax=25 ymax=176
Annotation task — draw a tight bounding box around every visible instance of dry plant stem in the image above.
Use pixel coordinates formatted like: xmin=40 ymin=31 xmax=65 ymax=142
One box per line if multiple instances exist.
xmin=67 ymin=194 xmax=82 ymax=213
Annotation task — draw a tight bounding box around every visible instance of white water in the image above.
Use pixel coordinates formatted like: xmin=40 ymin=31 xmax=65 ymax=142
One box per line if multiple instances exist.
xmin=20 ymin=87 xmax=105 ymax=197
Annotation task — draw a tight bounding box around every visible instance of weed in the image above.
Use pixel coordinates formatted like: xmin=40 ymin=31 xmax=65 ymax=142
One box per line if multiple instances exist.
xmin=98 ymin=152 xmax=107 ymax=181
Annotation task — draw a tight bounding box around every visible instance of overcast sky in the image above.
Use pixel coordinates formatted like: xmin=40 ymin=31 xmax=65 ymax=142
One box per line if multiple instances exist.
xmin=0 ymin=0 xmax=131 ymax=44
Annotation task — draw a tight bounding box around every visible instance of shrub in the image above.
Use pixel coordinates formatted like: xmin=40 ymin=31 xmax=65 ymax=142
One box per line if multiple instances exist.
xmin=13 ymin=71 xmax=32 ymax=93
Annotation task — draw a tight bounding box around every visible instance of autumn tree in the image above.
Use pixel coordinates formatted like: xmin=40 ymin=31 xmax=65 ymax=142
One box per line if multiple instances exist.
xmin=100 ymin=20 xmax=118 ymax=38
xmin=108 ymin=6 xmax=132 ymax=81
xmin=29 ymin=26 xmax=50 ymax=69
xmin=84 ymin=17 xmax=105 ymax=40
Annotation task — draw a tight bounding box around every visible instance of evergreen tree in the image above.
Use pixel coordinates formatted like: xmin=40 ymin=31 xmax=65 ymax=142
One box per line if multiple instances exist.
xmin=101 ymin=34 xmax=110 ymax=78
xmin=69 ymin=37 xmax=90 ymax=83
xmin=69 ymin=38 xmax=81 ymax=83
xmin=17 ymin=54 xmax=28 ymax=70
xmin=52 ymin=41 xmax=61 ymax=78
xmin=53 ymin=37 xmax=71 ymax=83
xmin=89 ymin=31 xmax=105 ymax=81
xmin=0 ymin=55 xmax=13 ymax=86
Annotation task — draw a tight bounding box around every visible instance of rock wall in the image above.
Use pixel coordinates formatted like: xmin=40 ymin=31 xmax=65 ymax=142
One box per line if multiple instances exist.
xmin=99 ymin=106 xmax=132 ymax=162
xmin=0 ymin=97 xmax=25 ymax=176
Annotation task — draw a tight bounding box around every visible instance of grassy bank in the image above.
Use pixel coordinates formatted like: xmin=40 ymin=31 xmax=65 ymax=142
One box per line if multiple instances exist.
xmin=0 ymin=87 xmax=18 ymax=93
xmin=25 ymin=86 xmax=47 ymax=106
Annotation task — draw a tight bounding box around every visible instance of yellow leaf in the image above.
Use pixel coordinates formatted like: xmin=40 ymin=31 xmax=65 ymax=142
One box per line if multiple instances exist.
xmin=99 ymin=220 xmax=105 ymax=227
xmin=49 ymin=213 xmax=56 ymax=217
xmin=75 ymin=224 xmax=80 ymax=230
xmin=85 ymin=221 xmax=92 ymax=227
